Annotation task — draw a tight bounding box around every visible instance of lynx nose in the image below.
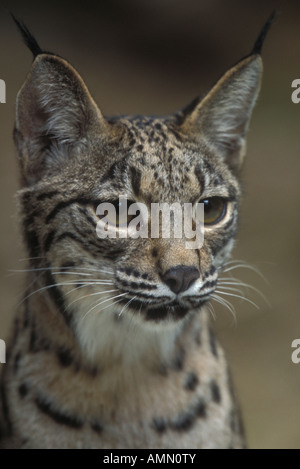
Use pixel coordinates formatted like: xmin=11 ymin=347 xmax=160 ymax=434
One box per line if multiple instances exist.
xmin=162 ymin=266 xmax=200 ymax=294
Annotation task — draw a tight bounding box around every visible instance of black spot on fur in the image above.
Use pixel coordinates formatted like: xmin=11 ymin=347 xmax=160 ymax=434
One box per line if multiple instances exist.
xmin=55 ymin=232 xmax=99 ymax=256
xmin=195 ymin=165 xmax=205 ymax=194
xmin=184 ymin=372 xmax=199 ymax=391
xmin=78 ymin=206 xmax=97 ymax=227
xmin=172 ymin=347 xmax=185 ymax=371
xmin=152 ymin=248 xmax=158 ymax=258
xmin=29 ymin=321 xmax=50 ymax=353
xmin=23 ymin=298 xmax=30 ymax=328
xmin=168 ymin=126 xmax=184 ymax=142
xmin=124 ymin=267 xmax=133 ymax=276
xmin=203 ymin=159 xmax=214 ymax=174
xmin=213 ymin=175 xmax=224 ymax=186
xmin=57 ymin=347 xmax=74 ymax=368
xmin=101 ymin=162 xmax=118 ymax=183
xmin=44 ymin=270 xmax=72 ymax=327
xmin=36 ymin=190 xmax=59 ymax=201
xmin=14 ymin=351 xmax=21 ymax=373
xmin=60 ymin=261 xmax=76 ymax=270
xmin=44 ymin=230 xmax=56 ymax=253
xmin=152 ymin=417 xmax=167 ymax=434
xmin=195 ymin=399 xmax=207 ymax=418
xmin=145 ymin=304 xmax=189 ymax=322
xmin=194 ymin=329 xmax=201 ymax=346
xmin=228 ymin=185 xmax=238 ymax=199
xmin=35 ymin=394 xmax=84 ymax=428
xmin=222 ymin=217 xmax=235 ymax=231
xmin=170 ymin=412 xmax=195 ymax=432
xmin=152 ymin=397 xmax=207 ymax=435
xmin=91 ymin=421 xmax=103 ymax=435
xmin=24 ymin=229 xmax=40 ymax=261
xmin=170 ymin=400 xmax=206 ymax=432
xmin=18 ymin=383 xmax=29 ymax=398
xmin=89 ymin=366 xmax=99 ymax=378
xmin=210 ymin=380 xmax=221 ymax=403
xmin=139 ymin=282 xmax=156 ymax=290
xmin=45 ymin=197 xmax=98 ymax=224
xmin=209 ymin=328 xmax=218 ymax=358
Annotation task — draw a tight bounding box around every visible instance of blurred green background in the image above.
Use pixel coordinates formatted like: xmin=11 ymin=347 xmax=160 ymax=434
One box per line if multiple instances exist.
xmin=0 ymin=0 xmax=299 ymax=449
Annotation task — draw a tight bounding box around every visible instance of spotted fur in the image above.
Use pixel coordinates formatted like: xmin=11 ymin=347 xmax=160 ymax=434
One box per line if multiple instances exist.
xmin=0 ymin=15 xmax=274 ymax=448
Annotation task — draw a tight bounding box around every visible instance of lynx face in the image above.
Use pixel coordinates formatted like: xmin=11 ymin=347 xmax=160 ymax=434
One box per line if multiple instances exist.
xmin=14 ymin=38 xmax=262 ymax=362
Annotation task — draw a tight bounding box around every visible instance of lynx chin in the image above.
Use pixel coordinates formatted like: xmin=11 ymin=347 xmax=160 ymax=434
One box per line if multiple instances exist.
xmin=0 ymin=13 xmax=275 ymax=449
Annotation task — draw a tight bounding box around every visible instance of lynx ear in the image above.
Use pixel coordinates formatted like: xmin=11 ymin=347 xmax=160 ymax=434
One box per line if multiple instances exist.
xmin=15 ymin=54 xmax=108 ymax=184
xmin=181 ymin=54 xmax=262 ymax=172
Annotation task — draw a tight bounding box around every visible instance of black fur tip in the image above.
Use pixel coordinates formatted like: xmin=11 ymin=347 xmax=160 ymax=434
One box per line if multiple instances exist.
xmin=251 ymin=9 xmax=278 ymax=55
xmin=11 ymin=14 xmax=43 ymax=58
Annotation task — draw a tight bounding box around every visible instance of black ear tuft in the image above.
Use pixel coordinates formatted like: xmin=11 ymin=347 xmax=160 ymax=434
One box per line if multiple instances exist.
xmin=11 ymin=14 xmax=45 ymax=58
xmin=251 ymin=9 xmax=278 ymax=55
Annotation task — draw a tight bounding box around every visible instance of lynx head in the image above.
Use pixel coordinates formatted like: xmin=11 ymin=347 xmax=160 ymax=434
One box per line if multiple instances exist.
xmin=13 ymin=15 xmax=274 ymax=362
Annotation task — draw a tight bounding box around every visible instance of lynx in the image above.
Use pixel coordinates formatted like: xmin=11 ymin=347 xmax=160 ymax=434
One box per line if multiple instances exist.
xmin=0 ymin=13 xmax=274 ymax=449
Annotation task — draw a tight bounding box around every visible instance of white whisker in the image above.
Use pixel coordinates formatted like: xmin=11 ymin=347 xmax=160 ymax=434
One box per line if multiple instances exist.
xmin=94 ymin=298 xmax=126 ymax=314
xmin=216 ymin=284 xmax=244 ymax=294
xmin=66 ymin=288 xmax=118 ymax=310
xmin=221 ymin=260 xmax=268 ymax=283
xmin=80 ymin=292 xmax=128 ymax=322
xmin=215 ymin=289 xmax=259 ymax=310
xmin=52 ymin=271 xmax=92 ymax=277
xmin=118 ymin=296 xmax=137 ymax=317
xmin=218 ymin=277 xmax=270 ymax=307
xmin=207 ymin=303 xmax=216 ymax=321
xmin=211 ymin=293 xmax=236 ymax=321
xmin=66 ymin=282 xmax=114 ymax=295
xmin=18 ymin=281 xmax=109 ymax=306
xmin=10 ymin=265 xmax=114 ymax=276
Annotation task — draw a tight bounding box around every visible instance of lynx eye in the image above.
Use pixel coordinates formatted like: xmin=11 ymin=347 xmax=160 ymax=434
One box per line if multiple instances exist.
xmin=203 ymin=197 xmax=227 ymax=226
xmin=96 ymin=199 xmax=137 ymax=227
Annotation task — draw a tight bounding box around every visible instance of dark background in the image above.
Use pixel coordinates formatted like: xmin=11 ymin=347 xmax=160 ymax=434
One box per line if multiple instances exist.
xmin=0 ymin=0 xmax=299 ymax=448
